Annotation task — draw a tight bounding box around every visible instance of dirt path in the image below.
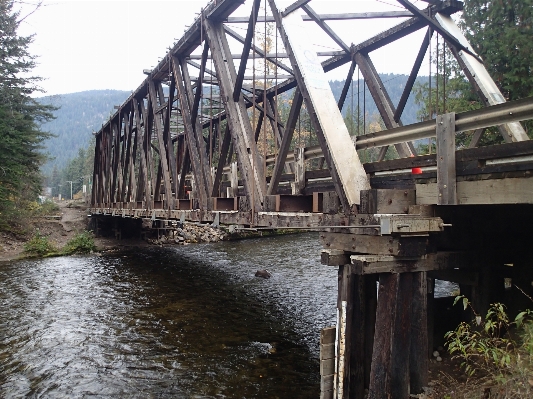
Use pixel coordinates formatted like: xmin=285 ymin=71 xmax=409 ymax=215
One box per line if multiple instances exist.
xmin=0 ymin=201 xmax=89 ymax=262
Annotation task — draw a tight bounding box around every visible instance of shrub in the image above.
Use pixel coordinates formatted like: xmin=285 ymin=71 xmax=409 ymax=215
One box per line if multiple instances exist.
xmin=23 ymin=231 xmax=57 ymax=256
xmin=63 ymin=231 xmax=95 ymax=254
xmin=443 ymin=297 xmax=533 ymax=397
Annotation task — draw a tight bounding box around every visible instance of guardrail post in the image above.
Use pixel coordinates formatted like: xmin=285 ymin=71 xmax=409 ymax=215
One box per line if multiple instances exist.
xmin=437 ymin=113 xmax=457 ymax=205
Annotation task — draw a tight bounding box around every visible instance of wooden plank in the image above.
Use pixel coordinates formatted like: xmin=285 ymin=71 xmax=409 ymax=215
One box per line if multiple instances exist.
xmin=391 ymin=273 xmax=412 ymax=397
xmin=351 ymin=252 xmax=476 ymax=275
xmin=409 ymin=272 xmax=428 ymax=394
xmin=368 ymin=273 xmax=399 ymax=398
xmin=350 ymin=274 xmax=367 ymax=398
xmin=321 ymin=326 xmax=337 ymax=345
xmin=437 ymin=113 xmax=457 ymax=205
xmin=320 ymin=343 xmax=336 ymax=360
xmin=336 ymin=265 xmax=352 ymax=398
xmin=416 ymin=176 xmax=533 ymax=205
xmin=360 ymin=189 xmax=415 ymax=214
xmin=321 ymin=249 xmax=350 ymax=266
xmin=320 ymin=232 xmax=430 ymax=256
xmin=321 ymin=375 xmax=334 ymax=393
xmin=320 ymin=358 xmax=336 ymax=376
xmin=364 ymin=275 xmax=378 ymax=390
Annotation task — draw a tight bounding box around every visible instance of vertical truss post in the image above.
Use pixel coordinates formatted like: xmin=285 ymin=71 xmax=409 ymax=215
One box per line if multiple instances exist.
xmin=110 ymin=121 xmax=121 ymax=203
xmin=91 ymin=135 xmax=100 ymax=205
xmin=212 ymin=124 xmax=231 ymax=197
xmin=436 ymin=112 xmax=457 ymax=205
xmin=148 ymin=79 xmax=174 ymax=209
xmin=172 ymin=56 xmax=209 ymax=207
xmin=140 ymin=98 xmax=155 ymax=209
xmin=133 ymin=98 xmax=149 ymax=206
xmin=119 ymin=108 xmax=134 ymax=203
xmin=181 ymin=57 xmax=213 ymax=194
xmin=269 ymin=0 xmax=369 ymax=208
xmin=204 ymin=19 xmax=266 ymax=210
xmin=162 ymin=79 xmax=178 ymax=198
xmin=267 ymin=88 xmax=303 ymax=195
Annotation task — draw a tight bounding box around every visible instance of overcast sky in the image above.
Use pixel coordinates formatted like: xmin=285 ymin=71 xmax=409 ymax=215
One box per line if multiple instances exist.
xmin=17 ymin=0 xmax=446 ymax=97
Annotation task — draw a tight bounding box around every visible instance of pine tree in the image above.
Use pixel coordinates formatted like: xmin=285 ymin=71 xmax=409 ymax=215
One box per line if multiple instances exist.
xmin=0 ymin=0 xmax=56 ymax=222
xmin=460 ymin=0 xmax=533 ymax=101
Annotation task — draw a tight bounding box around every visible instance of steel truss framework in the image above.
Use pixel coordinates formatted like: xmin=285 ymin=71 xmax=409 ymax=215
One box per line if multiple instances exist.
xmin=91 ymin=0 xmax=529 ymax=216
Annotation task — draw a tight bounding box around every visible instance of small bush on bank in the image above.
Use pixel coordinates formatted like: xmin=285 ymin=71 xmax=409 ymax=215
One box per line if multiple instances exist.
xmin=23 ymin=231 xmax=57 ymax=256
xmin=442 ymin=297 xmax=533 ymax=398
xmin=62 ymin=231 xmax=95 ymax=254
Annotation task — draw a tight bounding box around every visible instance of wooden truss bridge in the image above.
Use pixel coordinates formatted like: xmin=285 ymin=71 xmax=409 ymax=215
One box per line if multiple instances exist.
xmin=90 ymin=0 xmax=533 ymax=397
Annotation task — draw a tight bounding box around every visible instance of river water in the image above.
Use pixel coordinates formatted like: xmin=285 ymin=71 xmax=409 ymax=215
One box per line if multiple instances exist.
xmin=0 ymin=233 xmax=456 ymax=398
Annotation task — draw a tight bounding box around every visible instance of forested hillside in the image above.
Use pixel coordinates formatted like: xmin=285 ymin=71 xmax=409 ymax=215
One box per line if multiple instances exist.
xmin=38 ymin=90 xmax=130 ymax=174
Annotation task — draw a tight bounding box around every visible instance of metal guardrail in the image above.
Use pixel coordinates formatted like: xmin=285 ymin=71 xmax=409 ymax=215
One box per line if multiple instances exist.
xmin=355 ymin=96 xmax=533 ymax=150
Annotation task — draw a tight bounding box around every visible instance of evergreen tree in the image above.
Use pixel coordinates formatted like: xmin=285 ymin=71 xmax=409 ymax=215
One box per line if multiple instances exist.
xmin=413 ymin=0 xmax=533 ymax=147
xmin=0 ymin=0 xmax=56 ymax=221
xmin=460 ymin=0 xmax=533 ymax=101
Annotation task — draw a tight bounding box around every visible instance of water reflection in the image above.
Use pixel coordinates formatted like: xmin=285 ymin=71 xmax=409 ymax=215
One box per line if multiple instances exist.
xmin=0 ymin=234 xmax=334 ymax=398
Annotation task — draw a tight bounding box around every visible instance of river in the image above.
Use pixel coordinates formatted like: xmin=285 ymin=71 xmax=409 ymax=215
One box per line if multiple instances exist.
xmin=0 ymin=233 xmax=456 ymax=398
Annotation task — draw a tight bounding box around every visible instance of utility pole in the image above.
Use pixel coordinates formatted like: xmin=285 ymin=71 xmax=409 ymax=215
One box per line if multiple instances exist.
xmin=66 ymin=180 xmax=73 ymax=200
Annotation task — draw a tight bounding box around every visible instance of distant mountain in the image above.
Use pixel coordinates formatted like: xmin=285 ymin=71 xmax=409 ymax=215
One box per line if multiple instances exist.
xmin=38 ymin=90 xmax=131 ymax=174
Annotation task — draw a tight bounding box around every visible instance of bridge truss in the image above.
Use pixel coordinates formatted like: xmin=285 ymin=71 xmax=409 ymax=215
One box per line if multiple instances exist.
xmin=90 ymin=0 xmax=533 ymax=397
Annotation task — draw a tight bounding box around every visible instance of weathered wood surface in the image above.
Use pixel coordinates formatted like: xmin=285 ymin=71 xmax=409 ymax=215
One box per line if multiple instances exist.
xmin=416 ymin=176 xmax=533 ymax=205
xmin=320 ymin=233 xmax=430 ymax=257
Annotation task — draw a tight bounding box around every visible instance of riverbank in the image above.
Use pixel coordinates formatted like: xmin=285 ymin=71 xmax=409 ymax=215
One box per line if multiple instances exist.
xmin=0 ymin=201 xmax=148 ymax=262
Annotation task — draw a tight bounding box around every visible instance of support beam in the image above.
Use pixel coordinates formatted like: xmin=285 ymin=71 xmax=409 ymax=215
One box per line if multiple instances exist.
xmin=191 ymin=41 xmax=209 ymax=128
xmin=282 ymin=0 xmax=312 ymax=17
xmin=396 ymin=0 xmax=481 ymax=62
xmin=204 ymin=19 xmax=266 ymax=209
xmin=223 ymin=25 xmax=294 ymax=75
xmin=148 ymin=80 xmax=174 ymax=209
xmin=269 ymin=0 xmax=369 ymax=208
xmin=180 ymin=57 xmax=213 ymax=194
xmin=338 ymin=61 xmax=356 ymax=111
xmin=172 ymin=56 xmax=209 ymax=207
xmin=227 ymin=11 xmax=414 ymax=23
xmin=233 ymin=0 xmax=261 ymax=102
xmin=302 ymin=4 xmax=350 ymax=53
xmin=212 ymin=124 xmax=231 ymax=197
xmin=267 ymin=88 xmax=303 ymax=195
xmin=394 ymin=28 xmax=431 ymax=122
